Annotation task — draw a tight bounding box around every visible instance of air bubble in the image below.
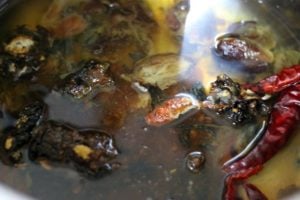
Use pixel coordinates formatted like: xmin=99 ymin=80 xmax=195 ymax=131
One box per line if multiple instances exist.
xmin=185 ymin=151 xmax=205 ymax=173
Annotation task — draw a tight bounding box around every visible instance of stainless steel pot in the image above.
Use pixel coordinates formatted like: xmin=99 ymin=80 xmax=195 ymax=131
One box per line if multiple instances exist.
xmin=1 ymin=0 xmax=300 ymax=200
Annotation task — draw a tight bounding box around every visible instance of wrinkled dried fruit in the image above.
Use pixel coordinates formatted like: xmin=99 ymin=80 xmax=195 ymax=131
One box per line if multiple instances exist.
xmin=0 ymin=101 xmax=46 ymax=165
xmin=227 ymin=21 xmax=276 ymax=49
xmin=15 ymin=101 xmax=46 ymax=133
xmin=205 ymin=75 xmax=270 ymax=125
xmin=145 ymin=93 xmax=200 ymax=127
xmin=0 ymin=26 xmax=52 ymax=80
xmin=208 ymin=74 xmax=241 ymax=105
xmin=122 ymin=53 xmax=193 ymax=90
xmin=215 ymin=35 xmax=273 ymax=72
xmin=5 ymin=101 xmax=45 ymax=151
xmin=29 ymin=121 xmax=119 ymax=177
xmin=60 ymin=59 xmax=115 ymax=99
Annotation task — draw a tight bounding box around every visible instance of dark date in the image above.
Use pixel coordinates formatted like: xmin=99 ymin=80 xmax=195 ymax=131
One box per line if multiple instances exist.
xmin=0 ymin=101 xmax=120 ymax=177
xmin=214 ymin=35 xmax=273 ymax=73
xmin=60 ymin=59 xmax=115 ymax=99
xmin=0 ymin=101 xmax=46 ymax=164
xmin=0 ymin=26 xmax=52 ymax=81
xmin=29 ymin=121 xmax=119 ymax=177
xmin=205 ymin=74 xmax=269 ymax=125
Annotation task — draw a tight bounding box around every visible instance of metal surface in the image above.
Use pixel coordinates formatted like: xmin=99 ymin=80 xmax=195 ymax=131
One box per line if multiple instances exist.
xmin=0 ymin=183 xmax=34 ymax=200
xmin=0 ymin=0 xmax=299 ymax=199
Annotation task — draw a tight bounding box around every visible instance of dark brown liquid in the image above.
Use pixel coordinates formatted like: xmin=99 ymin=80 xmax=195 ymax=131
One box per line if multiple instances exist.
xmin=1 ymin=0 xmax=300 ymax=200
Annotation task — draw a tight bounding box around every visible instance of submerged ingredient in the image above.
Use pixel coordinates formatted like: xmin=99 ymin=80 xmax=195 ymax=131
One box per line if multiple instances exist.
xmin=60 ymin=59 xmax=115 ymax=99
xmin=0 ymin=26 xmax=52 ymax=81
xmin=223 ymin=65 xmax=300 ymax=200
xmin=122 ymin=53 xmax=193 ymax=90
xmin=0 ymin=101 xmax=120 ymax=177
xmin=0 ymin=101 xmax=46 ymax=165
xmin=214 ymin=20 xmax=276 ymax=73
xmin=145 ymin=93 xmax=200 ymax=126
xmin=0 ymin=0 xmax=300 ymax=200
xmin=215 ymin=34 xmax=274 ymax=72
xmin=185 ymin=151 xmax=205 ymax=174
xmin=29 ymin=121 xmax=119 ymax=177
xmin=146 ymin=74 xmax=270 ymax=127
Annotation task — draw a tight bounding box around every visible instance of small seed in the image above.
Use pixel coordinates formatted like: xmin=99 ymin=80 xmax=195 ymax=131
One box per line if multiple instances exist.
xmin=73 ymin=144 xmax=93 ymax=160
xmin=4 ymin=137 xmax=14 ymax=150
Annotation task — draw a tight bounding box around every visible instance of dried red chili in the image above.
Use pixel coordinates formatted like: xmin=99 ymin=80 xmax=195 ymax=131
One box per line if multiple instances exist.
xmin=223 ymin=65 xmax=300 ymax=200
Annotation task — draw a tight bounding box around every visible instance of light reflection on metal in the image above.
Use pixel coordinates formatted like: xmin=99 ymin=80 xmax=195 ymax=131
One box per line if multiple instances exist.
xmin=178 ymin=0 xmax=247 ymax=90
xmin=0 ymin=0 xmax=7 ymax=13
xmin=0 ymin=183 xmax=35 ymax=200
